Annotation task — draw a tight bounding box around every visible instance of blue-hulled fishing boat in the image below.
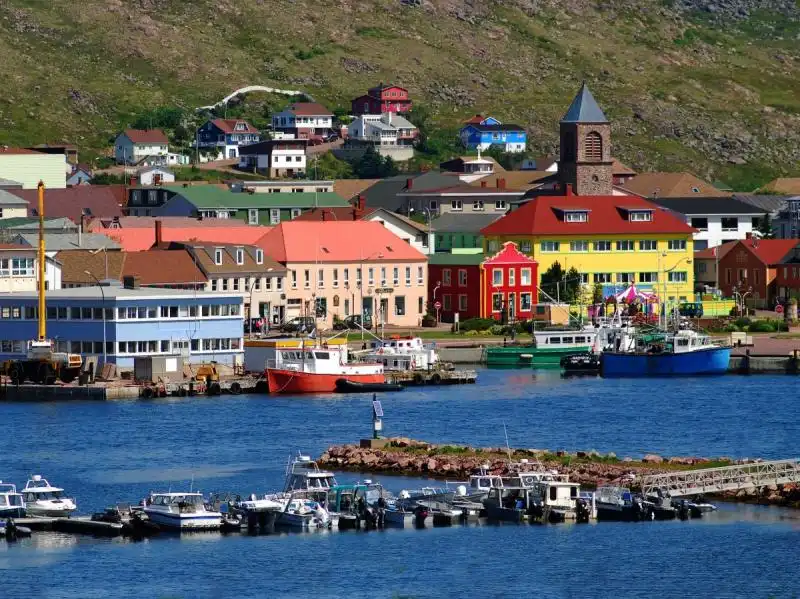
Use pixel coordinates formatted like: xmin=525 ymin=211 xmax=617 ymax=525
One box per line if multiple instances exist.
xmin=600 ymin=328 xmax=730 ymax=377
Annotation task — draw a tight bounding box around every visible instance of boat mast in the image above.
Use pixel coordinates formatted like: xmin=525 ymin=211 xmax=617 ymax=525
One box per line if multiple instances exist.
xmin=37 ymin=181 xmax=46 ymax=341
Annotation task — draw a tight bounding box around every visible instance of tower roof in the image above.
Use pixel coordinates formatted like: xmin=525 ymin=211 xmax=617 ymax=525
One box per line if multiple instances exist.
xmin=561 ymin=83 xmax=608 ymax=124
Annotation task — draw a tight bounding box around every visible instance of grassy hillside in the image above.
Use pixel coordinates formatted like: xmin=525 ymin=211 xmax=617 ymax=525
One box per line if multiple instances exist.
xmin=1 ymin=0 xmax=799 ymax=189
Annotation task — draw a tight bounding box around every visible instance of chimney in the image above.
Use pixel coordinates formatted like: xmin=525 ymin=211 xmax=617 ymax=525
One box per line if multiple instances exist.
xmin=357 ymin=195 xmax=366 ymax=213
xmin=745 ymin=232 xmax=752 ymax=240
xmin=123 ymin=275 xmax=140 ymax=290
xmin=129 ymin=176 xmax=137 ymax=187
xmin=406 ymin=178 xmax=413 ymax=190
xmin=498 ymin=178 xmax=506 ymax=190
xmin=564 ymin=184 xmax=574 ymax=196
xmin=155 ymin=220 xmax=163 ymax=246
xmin=480 ymin=181 xmax=487 ymax=188
xmin=322 ymin=210 xmax=327 ymax=222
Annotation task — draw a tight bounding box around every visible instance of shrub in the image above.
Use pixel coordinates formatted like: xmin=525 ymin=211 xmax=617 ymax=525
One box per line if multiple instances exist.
xmin=421 ymin=314 xmax=437 ymax=328
xmin=747 ymin=320 xmax=776 ymax=333
xmin=734 ymin=317 xmax=752 ymax=328
xmin=722 ymin=324 xmax=739 ymax=333
xmin=460 ymin=317 xmax=496 ymax=332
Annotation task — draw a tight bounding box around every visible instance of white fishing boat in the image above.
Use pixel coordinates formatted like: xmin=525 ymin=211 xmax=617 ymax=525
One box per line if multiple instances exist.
xmin=0 ymin=481 xmax=25 ymax=518
xmin=276 ymin=496 xmax=337 ymax=530
xmin=143 ymin=492 xmax=222 ymax=530
xmin=21 ymin=475 xmax=76 ymax=517
xmin=364 ymin=336 xmax=440 ymax=371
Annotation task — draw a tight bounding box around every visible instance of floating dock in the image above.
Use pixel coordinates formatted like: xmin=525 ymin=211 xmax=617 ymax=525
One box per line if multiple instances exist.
xmin=385 ymin=369 xmax=477 ymax=386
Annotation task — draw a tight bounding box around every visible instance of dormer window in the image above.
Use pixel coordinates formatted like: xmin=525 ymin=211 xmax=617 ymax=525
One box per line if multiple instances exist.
xmin=628 ymin=210 xmax=653 ymax=222
xmin=691 ymin=187 xmax=700 ymax=193
xmin=234 ymin=122 xmax=246 ymax=131
xmin=256 ymin=249 xmax=264 ymax=265
xmin=214 ymin=248 xmax=223 ymax=265
xmin=235 ymin=248 xmax=244 ymax=265
xmin=564 ymin=210 xmax=588 ymax=222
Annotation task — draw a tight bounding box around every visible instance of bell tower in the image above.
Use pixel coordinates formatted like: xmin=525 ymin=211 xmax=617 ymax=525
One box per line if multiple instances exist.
xmin=558 ymin=83 xmax=613 ymax=196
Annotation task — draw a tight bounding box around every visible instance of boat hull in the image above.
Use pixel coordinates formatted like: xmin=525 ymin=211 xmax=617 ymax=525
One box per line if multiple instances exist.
xmin=143 ymin=510 xmax=222 ymax=530
xmin=267 ymin=369 xmax=385 ymax=394
xmin=600 ymin=347 xmax=731 ymax=377
xmin=485 ymin=346 xmax=591 ymax=368
xmin=0 ymin=506 xmax=26 ymax=518
xmin=25 ymin=503 xmax=77 ymax=518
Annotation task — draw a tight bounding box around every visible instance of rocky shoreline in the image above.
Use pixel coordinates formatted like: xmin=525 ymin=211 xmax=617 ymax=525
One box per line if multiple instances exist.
xmin=318 ymin=438 xmax=800 ymax=509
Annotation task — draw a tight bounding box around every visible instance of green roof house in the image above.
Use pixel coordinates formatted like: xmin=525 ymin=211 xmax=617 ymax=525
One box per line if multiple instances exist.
xmin=154 ymin=185 xmax=350 ymax=225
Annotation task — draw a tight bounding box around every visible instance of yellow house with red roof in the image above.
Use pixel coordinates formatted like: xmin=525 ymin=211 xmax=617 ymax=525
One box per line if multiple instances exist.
xmin=481 ymin=84 xmax=696 ymax=305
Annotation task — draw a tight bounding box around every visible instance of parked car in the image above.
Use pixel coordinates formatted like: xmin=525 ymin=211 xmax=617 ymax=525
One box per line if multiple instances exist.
xmin=333 ymin=315 xmax=373 ymax=331
xmin=678 ymin=302 xmax=704 ymax=318
xmin=280 ymin=316 xmax=316 ymax=333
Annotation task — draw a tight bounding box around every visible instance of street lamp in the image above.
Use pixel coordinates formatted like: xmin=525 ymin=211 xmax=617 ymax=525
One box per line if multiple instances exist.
xmin=85 ymin=270 xmax=107 ymax=365
xmin=658 ymin=253 xmax=692 ymax=328
xmin=360 ymin=250 xmax=384 ymax=339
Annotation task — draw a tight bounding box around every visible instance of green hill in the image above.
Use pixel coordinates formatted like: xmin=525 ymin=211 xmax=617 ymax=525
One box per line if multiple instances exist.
xmin=1 ymin=0 xmax=799 ymax=189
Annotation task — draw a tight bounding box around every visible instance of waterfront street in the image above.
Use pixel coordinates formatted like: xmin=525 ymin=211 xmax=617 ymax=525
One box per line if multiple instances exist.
xmin=3 ymin=369 xmax=800 ymax=598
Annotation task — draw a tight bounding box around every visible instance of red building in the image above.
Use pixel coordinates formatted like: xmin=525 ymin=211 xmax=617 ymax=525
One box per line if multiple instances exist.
xmin=717 ymin=237 xmax=799 ymax=306
xmin=427 ymin=243 xmax=539 ymax=322
xmin=772 ymin=245 xmax=800 ymax=302
xmin=480 ymin=242 xmax=539 ymax=321
xmin=351 ymin=83 xmax=412 ymax=115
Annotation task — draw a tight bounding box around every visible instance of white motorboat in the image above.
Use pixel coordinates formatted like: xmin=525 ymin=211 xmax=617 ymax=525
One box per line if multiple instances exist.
xmin=143 ymin=492 xmax=222 ymax=530
xmin=276 ymin=496 xmax=336 ymax=530
xmin=364 ymin=336 xmax=440 ymax=371
xmin=21 ymin=475 xmax=76 ymax=517
xmin=0 ymin=481 xmax=25 ymax=518
xmin=284 ymin=453 xmax=338 ymax=495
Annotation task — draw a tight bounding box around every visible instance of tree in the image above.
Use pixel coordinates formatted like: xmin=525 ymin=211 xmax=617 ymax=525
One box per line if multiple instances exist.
xmin=539 ymin=261 xmax=581 ymax=304
xmin=310 ymin=152 xmax=353 ymax=180
xmin=131 ymin=106 xmax=186 ymax=130
xmin=351 ymin=146 xmax=398 ymax=178
xmin=592 ymin=283 xmax=604 ymax=305
xmin=756 ymin=214 xmax=774 ymax=239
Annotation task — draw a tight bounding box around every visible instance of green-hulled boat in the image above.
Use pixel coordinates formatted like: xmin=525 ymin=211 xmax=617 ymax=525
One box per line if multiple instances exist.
xmin=484 ymin=329 xmax=594 ymax=368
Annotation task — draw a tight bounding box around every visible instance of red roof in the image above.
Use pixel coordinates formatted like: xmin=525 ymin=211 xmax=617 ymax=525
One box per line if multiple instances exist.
xmin=733 ymin=238 xmax=799 ymax=265
xmin=695 ymin=242 xmax=736 ymax=260
xmin=483 ymin=241 xmax=538 ymax=266
xmin=0 ymin=147 xmax=39 ymax=155
xmin=122 ymin=249 xmax=207 ymax=285
xmin=284 ymin=102 xmax=333 ymax=117
xmin=464 ymin=115 xmax=485 ymax=125
xmin=0 ymin=243 xmax=33 ymax=250
xmin=10 ymin=186 xmax=124 ymax=224
xmin=123 ymin=129 xmax=169 ymax=144
xmin=99 ymin=224 xmax=273 ymax=252
xmin=481 ymin=193 xmax=694 ymax=236
xmin=256 ymin=221 xmax=426 ymax=263
xmin=211 ymin=119 xmax=259 ymax=134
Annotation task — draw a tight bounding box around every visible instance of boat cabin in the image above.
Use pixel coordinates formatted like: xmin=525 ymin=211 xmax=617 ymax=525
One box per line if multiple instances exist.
xmin=275 ymin=347 xmax=351 ymax=374
xmin=148 ymin=493 xmax=205 ymax=508
xmin=285 ymin=455 xmax=338 ymax=492
xmin=327 ymin=482 xmax=383 ymax=514
xmin=22 ymin=476 xmax=67 ymax=502
xmin=534 ymin=330 xmax=596 ymax=349
xmin=365 ymin=336 xmax=438 ymax=371
xmin=533 ymin=479 xmax=580 ymax=511
xmin=0 ymin=482 xmax=24 ymax=511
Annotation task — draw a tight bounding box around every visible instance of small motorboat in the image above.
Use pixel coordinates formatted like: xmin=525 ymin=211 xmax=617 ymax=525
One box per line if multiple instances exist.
xmin=21 ymin=475 xmax=77 ymax=517
xmin=143 ymin=492 xmax=223 ymax=530
xmin=0 ymin=482 xmax=25 ymax=518
xmin=2 ymin=518 xmax=32 ymax=541
xmin=335 ymin=378 xmax=403 ymax=393
xmin=560 ymin=353 xmax=601 ymax=376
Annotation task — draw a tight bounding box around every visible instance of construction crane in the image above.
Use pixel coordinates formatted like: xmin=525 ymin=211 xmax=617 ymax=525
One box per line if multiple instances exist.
xmin=2 ymin=182 xmax=82 ymax=385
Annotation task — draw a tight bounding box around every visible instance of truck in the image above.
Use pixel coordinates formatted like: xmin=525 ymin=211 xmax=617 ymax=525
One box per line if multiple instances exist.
xmin=3 ymin=340 xmax=83 ymax=385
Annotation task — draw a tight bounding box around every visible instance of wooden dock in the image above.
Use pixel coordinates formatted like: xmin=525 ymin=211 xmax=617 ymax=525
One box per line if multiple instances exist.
xmin=139 ymin=375 xmax=265 ymax=398
xmin=386 ymin=369 xmax=477 ymax=386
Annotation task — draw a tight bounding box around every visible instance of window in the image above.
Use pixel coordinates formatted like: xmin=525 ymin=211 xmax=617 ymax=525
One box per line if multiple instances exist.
xmin=276 ymin=277 xmax=283 ymax=290
xmin=291 ymin=270 xmax=297 ymax=289
xmin=368 ymin=268 xmax=374 ymax=285
xmin=639 ymin=240 xmax=657 ymax=251
xmin=344 ymin=268 xmax=350 ymax=285
xmin=492 ymin=293 xmax=503 ymax=312
xmin=668 ymin=239 xmax=687 ymax=251
xmin=443 ymin=294 xmax=452 ymax=311
xmin=211 ymin=279 xmax=218 ymax=291
xmin=540 ymin=241 xmax=560 ymax=252
xmin=333 ymin=268 xmax=339 ymax=288
xmin=754 ymin=269 xmax=760 ymax=285
xmin=628 ymin=210 xmax=653 ymax=222
xmin=357 ymin=268 xmax=363 ymax=285
xmin=291 ymin=208 xmax=301 ymax=219
xmin=458 ymin=269 xmax=467 ymax=287
xmin=233 ymin=278 xmax=240 ymax=291
xmin=488 ymin=240 xmax=498 ymax=253
xmin=616 ymin=272 xmax=635 ymax=284
xmin=595 ymin=240 xmax=611 ymax=252
xmin=725 ymin=268 xmax=732 ymax=284
xmin=520 ymin=292 xmax=532 ymax=311
xmin=584 ymin=131 xmax=602 ymax=160
xmin=639 ymin=272 xmax=658 ymax=283
xmin=222 ymin=279 xmax=229 ymax=291
xmin=318 ymin=269 xmax=324 ymax=288
xmin=564 ymin=211 xmax=588 ymax=222
xmin=394 ymin=295 xmax=406 ymax=316
xmin=508 ymin=268 xmax=516 ymax=286
xmin=393 ymin=267 xmax=399 ymax=285
xmin=570 ymin=240 xmax=589 ymax=252
xmin=214 ymin=249 xmax=223 ymax=265
xmin=593 ymin=273 xmax=612 ymax=283
xmin=417 ymin=266 xmax=424 ymax=285
xmin=472 ymin=200 xmax=484 ymax=211
xmin=520 ymin=241 xmax=531 ymax=253
xmin=691 ymin=217 xmax=708 ymax=230
xmin=270 ymin=209 xmax=280 ymax=225
xmin=698 ymin=263 xmax=707 ymax=274
xmin=668 ymin=271 xmax=688 ymax=283
xmin=721 ymin=217 xmax=738 ymax=231
xmin=248 ymin=209 xmax=258 ymax=225
xmin=235 ymin=248 xmax=244 ymax=265
xmin=70 ymin=307 xmax=81 ymax=319
xmin=304 ymin=270 xmax=310 ymax=288
xmin=616 ymin=240 xmax=635 ymax=251
xmin=405 ymin=267 xmax=411 ymax=286
xmin=443 ymin=269 xmax=452 ymax=286
xmin=495 ymin=200 xmax=506 ymax=210
xmin=451 ymin=200 xmax=462 ymax=211
xmin=520 ymin=268 xmax=531 ymax=286
xmin=82 ymin=307 xmax=93 ymax=319
xmin=380 ymin=267 xmax=386 ymax=286
xmin=492 ymin=269 xmax=503 ymax=286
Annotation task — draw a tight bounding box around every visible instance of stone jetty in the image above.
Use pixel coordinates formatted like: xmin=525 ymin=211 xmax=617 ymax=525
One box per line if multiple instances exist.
xmin=318 ymin=438 xmax=800 ymax=508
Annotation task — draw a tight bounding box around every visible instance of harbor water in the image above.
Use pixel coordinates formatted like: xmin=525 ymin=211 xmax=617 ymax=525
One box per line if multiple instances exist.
xmin=3 ymin=368 xmax=800 ymax=598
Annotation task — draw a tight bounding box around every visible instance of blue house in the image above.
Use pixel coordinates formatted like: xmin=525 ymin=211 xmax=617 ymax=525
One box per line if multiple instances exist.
xmin=196 ymin=118 xmax=261 ymax=160
xmin=459 ymin=115 xmax=527 ymax=153
xmin=0 ymin=284 xmax=245 ymax=368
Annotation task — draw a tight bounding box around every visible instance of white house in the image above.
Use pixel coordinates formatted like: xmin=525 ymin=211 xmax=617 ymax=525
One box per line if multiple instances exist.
xmin=0 ymin=190 xmax=32 ymax=219
xmin=348 ymin=113 xmax=418 ymax=148
xmin=0 ymin=148 xmax=67 ymax=189
xmin=137 ymin=165 xmax=175 ymax=187
xmin=196 ymin=119 xmax=260 ymax=160
xmin=238 ymin=140 xmax=308 ymax=178
xmin=114 ymin=129 xmax=170 ymax=165
xmin=650 ymin=197 xmax=767 ymax=250
xmin=363 ymin=208 xmax=433 ymax=256
xmin=271 ymin=103 xmax=333 ymax=140
xmin=0 ymin=245 xmax=61 ymax=293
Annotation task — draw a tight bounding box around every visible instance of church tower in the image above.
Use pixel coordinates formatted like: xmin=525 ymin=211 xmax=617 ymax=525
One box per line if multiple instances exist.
xmin=558 ymin=83 xmax=613 ymax=196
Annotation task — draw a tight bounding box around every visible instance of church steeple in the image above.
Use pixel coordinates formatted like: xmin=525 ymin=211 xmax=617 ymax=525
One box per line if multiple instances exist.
xmin=558 ymin=82 xmax=613 ymax=196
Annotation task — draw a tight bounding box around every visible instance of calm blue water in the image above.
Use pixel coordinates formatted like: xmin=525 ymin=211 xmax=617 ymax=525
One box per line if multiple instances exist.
xmin=2 ymin=369 xmax=800 ymax=598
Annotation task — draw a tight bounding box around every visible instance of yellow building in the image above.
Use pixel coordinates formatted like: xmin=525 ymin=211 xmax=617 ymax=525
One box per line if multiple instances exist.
xmin=481 ymin=83 xmax=696 ymax=307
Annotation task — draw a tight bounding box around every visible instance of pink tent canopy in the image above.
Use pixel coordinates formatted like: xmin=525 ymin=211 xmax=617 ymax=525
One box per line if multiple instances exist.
xmin=614 ymin=284 xmax=658 ymax=304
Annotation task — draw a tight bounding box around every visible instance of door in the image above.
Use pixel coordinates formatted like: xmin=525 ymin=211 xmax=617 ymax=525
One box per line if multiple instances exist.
xmin=380 ymin=298 xmax=389 ymax=325
xmin=508 ymin=293 xmax=516 ymax=322
xmin=273 ymin=305 xmax=284 ymax=325
xmin=344 ymin=298 xmax=350 ymax=317
xmin=362 ymin=296 xmax=373 ymax=320
xmin=228 ymin=148 xmax=236 ymax=158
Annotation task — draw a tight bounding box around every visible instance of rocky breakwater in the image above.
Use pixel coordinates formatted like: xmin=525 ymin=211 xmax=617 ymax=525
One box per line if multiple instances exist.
xmin=318 ymin=439 xmax=800 ymax=508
